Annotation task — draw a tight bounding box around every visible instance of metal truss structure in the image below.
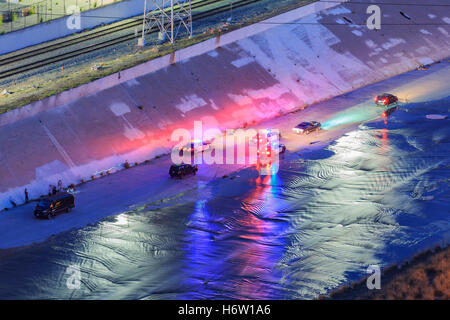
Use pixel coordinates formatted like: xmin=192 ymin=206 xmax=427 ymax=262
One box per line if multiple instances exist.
xmin=140 ymin=0 xmax=192 ymax=46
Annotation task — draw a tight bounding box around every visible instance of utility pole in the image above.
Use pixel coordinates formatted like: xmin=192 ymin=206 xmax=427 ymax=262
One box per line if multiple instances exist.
xmin=170 ymin=0 xmax=174 ymax=43
xmin=139 ymin=0 xmax=192 ymax=46
xmin=230 ymin=0 xmax=233 ymax=22
xmin=138 ymin=0 xmax=148 ymax=46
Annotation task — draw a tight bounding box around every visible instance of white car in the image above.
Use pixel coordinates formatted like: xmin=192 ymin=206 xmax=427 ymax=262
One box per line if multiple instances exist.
xmin=292 ymin=121 xmax=321 ymax=134
xmin=181 ymin=141 xmax=210 ymax=153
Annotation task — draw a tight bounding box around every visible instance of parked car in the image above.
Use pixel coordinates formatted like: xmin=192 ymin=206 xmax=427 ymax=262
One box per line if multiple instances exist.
xmin=169 ymin=163 xmax=198 ymax=178
xmin=374 ymin=93 xmax=398 ymax=106
xmin=184 ymin=141 xmax=210 ymax=153
xmin=175 ymin=140 xmax=210 ymax=155
xmin=292 ymin=121 xmax=321 ymax=134
xmin=34 ymin=193 xmax=75 ymax=219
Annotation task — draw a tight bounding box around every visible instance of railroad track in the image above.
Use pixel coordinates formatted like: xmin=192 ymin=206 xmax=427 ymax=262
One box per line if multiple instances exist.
xmin=0 ymin=0 xmax=220 ymax=67
xmin=0 ymin=0 xmax=263 ymax=80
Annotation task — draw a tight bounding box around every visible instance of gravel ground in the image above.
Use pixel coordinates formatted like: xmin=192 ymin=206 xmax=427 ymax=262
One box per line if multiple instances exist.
xmin=328 ymin=245 xmax=450 ymax=300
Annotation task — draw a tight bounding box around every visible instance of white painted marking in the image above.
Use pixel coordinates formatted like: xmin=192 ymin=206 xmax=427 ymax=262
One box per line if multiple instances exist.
xmin=418 ymin=57 xmax=434 ymax=66
xmin=381 ymin=38 xmax=406 ymax=50
xmin=228 ymin=93 xmax=252 ymax=106
xmin=207 ymin=51 xmax=219 ymax=58
xmin=42 ymin=125 xmax=76 ymax=168
xmin=438 ymin=27 xmax=449 ymax=36
xmin=110 ymin=103 xmax=131 ymax=116
xmin=176 ymin=94 xmax=207 ymax=113
xmin=209 ymin=99 xmax=220 ymax=110
xmin=231 ymin=57 xmax=254 ymax=68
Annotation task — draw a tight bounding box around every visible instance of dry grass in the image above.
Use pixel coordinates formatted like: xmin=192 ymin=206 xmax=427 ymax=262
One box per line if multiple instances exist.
xmin=327 ymin=245 xmax=450 ymax=300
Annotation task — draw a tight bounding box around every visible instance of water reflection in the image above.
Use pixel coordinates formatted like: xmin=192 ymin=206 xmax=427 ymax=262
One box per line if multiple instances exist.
xmin=0 ymin=97 xmax=449 ymax=299
xmin=178 ymin=167 xmax=287 ymax=299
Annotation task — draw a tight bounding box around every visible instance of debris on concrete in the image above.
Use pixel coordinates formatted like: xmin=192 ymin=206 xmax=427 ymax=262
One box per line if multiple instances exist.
xmin=426 ymin=114 xmax=448 ymax=120
xmin=1 ymin=89 xmax=12 ymax=96
xmin=91 ymin=64 xmax=105 ymax=71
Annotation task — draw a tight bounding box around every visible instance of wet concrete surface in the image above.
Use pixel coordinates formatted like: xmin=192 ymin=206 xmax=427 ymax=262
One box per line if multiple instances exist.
xmin=0 ymin=61 xmax=449 ymax=299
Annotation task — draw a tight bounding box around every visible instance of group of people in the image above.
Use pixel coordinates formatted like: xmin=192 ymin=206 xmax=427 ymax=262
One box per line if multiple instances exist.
xmin=48 ymin=180 xmax=64 ymax=196
xmin=8 ymin=180 xmax=75 ymax=209
xmin=48 ymin=180 xmax=76 ymax=195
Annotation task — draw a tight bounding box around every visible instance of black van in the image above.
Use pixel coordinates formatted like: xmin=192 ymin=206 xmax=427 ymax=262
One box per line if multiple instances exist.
xmin=34 ymin=193 xmax=75 ymax=219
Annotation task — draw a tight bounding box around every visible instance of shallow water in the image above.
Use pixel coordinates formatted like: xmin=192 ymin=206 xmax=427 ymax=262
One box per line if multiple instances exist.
xmin=0 ymin=96 xmax=449 ymax=299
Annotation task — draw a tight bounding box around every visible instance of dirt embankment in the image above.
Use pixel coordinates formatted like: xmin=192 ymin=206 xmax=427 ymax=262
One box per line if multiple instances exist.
xmin=327 ymin=245 xmax=450 ymax=300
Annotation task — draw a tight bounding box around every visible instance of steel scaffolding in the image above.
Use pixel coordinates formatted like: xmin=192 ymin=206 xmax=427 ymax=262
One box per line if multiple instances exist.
xmin=139 ymin=0 xmax=192 ymax=46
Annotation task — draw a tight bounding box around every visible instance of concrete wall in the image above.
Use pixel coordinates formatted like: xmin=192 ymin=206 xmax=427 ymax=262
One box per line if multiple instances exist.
xmin=1 ymin=0 xmax=450 ymax=209
xmin=0 ymin=0 xmax=152 ymax=54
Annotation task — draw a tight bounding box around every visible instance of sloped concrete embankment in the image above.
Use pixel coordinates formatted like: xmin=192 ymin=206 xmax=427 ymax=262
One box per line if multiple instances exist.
xmin=1 ymin=0 xmax=450 ymax=209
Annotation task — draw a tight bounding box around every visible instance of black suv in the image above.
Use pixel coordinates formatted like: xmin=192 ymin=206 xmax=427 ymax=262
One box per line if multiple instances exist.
xmin=34 ymin=193 xmax=75 ymax=219
xmin=292 ymin=121 xmax=321 ymax=135
xmin=169 ymin=164 xmax=198 ymax=178
xmin=374 ymin=93 xmax=398 ymax=106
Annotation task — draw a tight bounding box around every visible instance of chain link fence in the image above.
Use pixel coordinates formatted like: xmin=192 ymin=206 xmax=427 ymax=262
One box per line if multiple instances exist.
xmin=0 ymin=0 xmax=121 ymax=34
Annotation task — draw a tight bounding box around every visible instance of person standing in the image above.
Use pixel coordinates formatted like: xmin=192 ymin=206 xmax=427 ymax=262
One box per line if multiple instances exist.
xmin=57 ymin=180 xmax=63 ymax=191
xmin=24 ymin=188 xmax=29 ymax=203
xmin=67 ymin=184 xmax=76 ymax=194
